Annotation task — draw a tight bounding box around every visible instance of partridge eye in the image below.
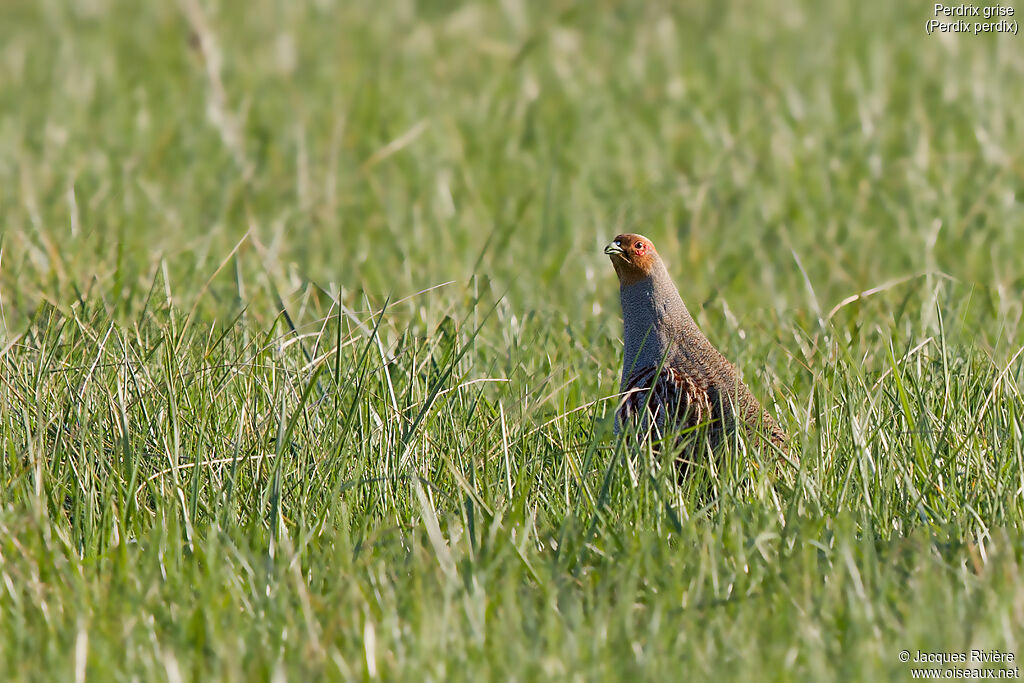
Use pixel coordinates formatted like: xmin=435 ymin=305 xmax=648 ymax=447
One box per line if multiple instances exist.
xmin=634 ymin=241 xmax=644 ymax=250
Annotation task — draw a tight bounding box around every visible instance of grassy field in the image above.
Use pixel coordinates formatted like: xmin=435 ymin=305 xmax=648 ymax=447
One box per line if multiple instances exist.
xmin=2 ymin=0 xmax=1023 ymax=679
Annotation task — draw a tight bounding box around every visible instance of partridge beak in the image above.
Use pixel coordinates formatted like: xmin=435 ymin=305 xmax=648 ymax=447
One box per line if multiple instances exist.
xmin=603 ymin=241 xmax=624 ymax=256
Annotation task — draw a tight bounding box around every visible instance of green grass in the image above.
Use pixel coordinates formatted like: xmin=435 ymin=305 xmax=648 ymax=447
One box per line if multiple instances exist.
xmin=2 ymin=0 xmax=1023 ymax=679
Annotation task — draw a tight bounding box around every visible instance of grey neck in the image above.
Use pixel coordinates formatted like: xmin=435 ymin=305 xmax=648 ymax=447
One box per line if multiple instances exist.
xmin=618 ymin=261 xmax=702 ymax=386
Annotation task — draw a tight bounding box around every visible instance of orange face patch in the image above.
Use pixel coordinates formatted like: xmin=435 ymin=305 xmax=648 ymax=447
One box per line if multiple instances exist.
xmin=606 ymin=233 xmax=658 ymax=284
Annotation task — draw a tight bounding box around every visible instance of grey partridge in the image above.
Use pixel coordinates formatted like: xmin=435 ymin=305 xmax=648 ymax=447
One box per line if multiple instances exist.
xmin=604 ymin=233 xmax=789 ymax=458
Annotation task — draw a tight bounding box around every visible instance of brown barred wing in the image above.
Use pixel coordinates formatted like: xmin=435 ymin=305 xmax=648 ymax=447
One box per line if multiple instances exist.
xmin=615 ymin=365 xmax=714 ymax=442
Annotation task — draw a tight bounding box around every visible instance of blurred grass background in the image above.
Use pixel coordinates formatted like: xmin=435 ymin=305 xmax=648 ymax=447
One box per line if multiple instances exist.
xmin=1 ymin=0 xmax=1023 ymax=679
